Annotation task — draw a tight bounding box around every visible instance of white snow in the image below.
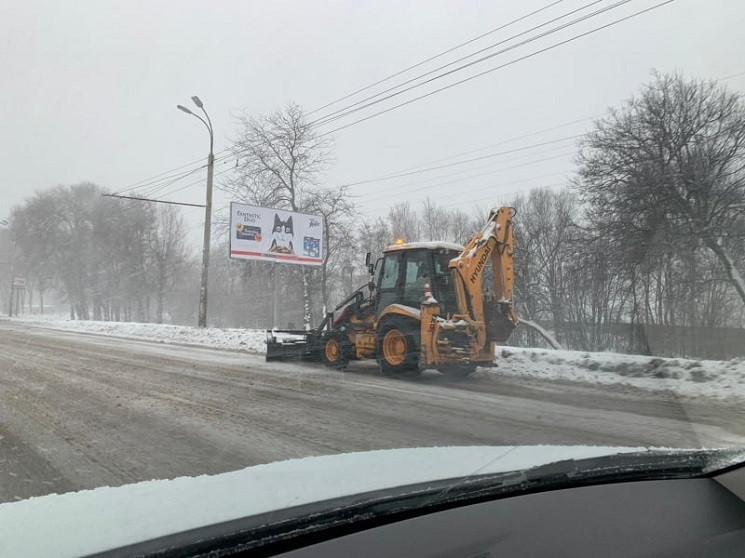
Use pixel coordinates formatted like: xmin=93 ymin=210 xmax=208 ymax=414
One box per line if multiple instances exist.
xmin=385 ymin=304 xmax=422 ymax=319
xmin=11 ymin=316 xmax=267 ymax=354
xmin=0 ymin=445 xmax=654 ymax=558
xmin=436 ymin=317 xmax=469 ymax=329
xmin=496 ymin=346 xmax=745 ymax=403
xmin=385 ymin=241 xmax=464 ymax=252
xmin=270 ymin=329 xmax=309 ymax=343
xmin=451 ymin=244 xmax=479 ymax=264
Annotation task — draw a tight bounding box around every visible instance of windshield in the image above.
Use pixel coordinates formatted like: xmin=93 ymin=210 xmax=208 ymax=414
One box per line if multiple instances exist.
xmin=1 ymin=0 xmax=744 ymax=552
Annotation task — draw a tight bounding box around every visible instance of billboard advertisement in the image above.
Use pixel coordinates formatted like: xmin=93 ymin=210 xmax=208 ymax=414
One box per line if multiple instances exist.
xmin=229 ymin=202 xmax=324 ymax=266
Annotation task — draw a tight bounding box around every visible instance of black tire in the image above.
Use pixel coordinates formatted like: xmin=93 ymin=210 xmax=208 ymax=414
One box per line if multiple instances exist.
xmin=320 ymin=331 xmax=351 ymax=369
xmin=376 ymin=317 xmax=420 ymax=376
xmin=439 ymin=362 xmax=477 ymax=379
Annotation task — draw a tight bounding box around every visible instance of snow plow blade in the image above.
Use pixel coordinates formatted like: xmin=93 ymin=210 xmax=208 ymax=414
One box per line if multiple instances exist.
xmin=265 ymin=330 xmax=321 ymax=361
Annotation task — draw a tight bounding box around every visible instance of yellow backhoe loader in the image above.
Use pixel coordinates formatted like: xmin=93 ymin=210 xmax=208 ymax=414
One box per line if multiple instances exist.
xmin=266 ymin=206 xmax=518 ymax=377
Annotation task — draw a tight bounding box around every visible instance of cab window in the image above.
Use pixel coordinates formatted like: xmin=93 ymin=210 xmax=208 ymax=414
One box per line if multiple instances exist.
xmin=401 ymin=251 xmax=430 ymax=308
xmin=377 ymin=253 xmax=400 ymax=311
xmin=379 ymin=254 xmax=400 ymax=290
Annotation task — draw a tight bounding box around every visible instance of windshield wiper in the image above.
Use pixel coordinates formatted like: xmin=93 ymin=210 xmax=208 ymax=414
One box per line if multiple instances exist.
xmin=94 ymin=448 xmax=745 ymax=558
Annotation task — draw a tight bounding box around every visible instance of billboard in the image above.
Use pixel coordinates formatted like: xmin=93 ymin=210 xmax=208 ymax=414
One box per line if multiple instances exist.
xmin=229 ymin=202 xmax=324 ymax=266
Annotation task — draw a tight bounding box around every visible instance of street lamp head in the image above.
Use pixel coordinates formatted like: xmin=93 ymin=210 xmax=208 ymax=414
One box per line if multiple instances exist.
xmin=176 ymin=104 xmax=193 ymax=115
xmin=191 ymin=96 xmax=203 ymax=108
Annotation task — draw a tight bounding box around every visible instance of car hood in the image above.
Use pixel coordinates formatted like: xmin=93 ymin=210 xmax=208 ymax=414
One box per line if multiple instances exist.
xmin=1 ymin=445 xmax=656 ymax=557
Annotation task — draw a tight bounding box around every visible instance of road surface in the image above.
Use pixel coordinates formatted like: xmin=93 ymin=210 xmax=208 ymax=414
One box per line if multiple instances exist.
xmin=1 ymin=321 xmax=743 ymax=504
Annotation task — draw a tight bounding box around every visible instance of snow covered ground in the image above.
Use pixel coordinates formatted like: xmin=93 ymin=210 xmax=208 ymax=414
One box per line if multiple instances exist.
xmin=497 ymin=346 xmax=745 ymax=403
xmin=10 ymin=316 xmax=745 ymax=403
xmin=10 ymin=315 xmax=268 ymax=354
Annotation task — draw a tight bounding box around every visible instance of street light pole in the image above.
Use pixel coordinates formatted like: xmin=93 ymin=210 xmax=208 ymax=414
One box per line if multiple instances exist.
xmin=177 ymin=96 xmax=214 ymax=328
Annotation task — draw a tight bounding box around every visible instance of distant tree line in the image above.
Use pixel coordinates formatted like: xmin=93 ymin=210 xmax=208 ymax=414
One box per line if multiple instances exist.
xmin=8 ymin=184 xmax=190 ymax=323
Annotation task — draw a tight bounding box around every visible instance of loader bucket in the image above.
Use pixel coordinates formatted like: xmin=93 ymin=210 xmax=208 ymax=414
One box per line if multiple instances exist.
xmin=484 ymin=300 xmax=518 ymax=343
xmin=265 ymin=329 xmax=320 ymax=361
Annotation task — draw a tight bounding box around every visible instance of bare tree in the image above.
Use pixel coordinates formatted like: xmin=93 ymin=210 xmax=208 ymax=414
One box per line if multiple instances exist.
xmin=357 ymin=217 xmax=391 ymax=263
xmin=577 ymin=72 xmax=745 ymax=305
xmin=308 ymin=185 xmax=356 ymax=312
xmin=226 ymin=102 xmax=354 ymax=328
xmin=9 ymin=183 xmax=194 ymax=324
xmin=149 ymin=205 xmax=189 ymax=323
xmin=419 ymin=198 xmax=451 ymax=241
xmin=448 ymin=209 xmax=473 ymax=244
xmin=387 ymin=202 xmax=420 ymax=243
xmin=225 ymin=103 xmax=333 ymax=210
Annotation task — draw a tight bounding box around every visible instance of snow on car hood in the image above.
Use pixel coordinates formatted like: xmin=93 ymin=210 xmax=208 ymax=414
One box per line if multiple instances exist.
xmin=0 ymin=445 xmax=647 ymax=558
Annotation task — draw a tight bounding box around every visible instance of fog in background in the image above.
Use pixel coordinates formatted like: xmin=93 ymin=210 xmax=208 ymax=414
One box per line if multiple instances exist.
xmin=2 ymin=0 xmax=744 ymax=230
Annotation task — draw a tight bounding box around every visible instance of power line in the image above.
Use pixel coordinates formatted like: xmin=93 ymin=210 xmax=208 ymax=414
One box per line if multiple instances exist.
xmin=372 ymin=115 xmax=595 ymax=176
xmin=450 ymin=181 xmax=568 ymax=209
xmin=152 ymin=164 xmax=236 ymax=202
xmin=722 ymin=69 xmax=745 ymax=81
xmin=102 ymin=193 xmax=205 ymax=208
xmin=368 ymin=181 xmax=568 ymax=218
xmin=346 ymin=134 xmax=581 ymax=186
xmin=339 ymin=64 xmax=741 ymax=196
xmin=317 ymin=0 xmax=676 ymax=137
xmin=360 ymin=160 xmax=574 ymax=207
xmin=111 ymin=156 xmax=209 ymax=196
xmin=366 ymin=170 xmax=573 ymax=214
xmin=313 ymin=0 xmax=614 ymax=126
xmin=364 ymin=160 xmax=574 ymax=213
xmin=112 ymin=4 xmax=597 ymax=197
xmin=354 ymin=145 xmax=576 ymax=200
xmin=307 ymin=0 xmax=566 ymax=116
xmin=109 ymin=3 xmax=680 ymax=201
xmin=130 ymin=164 xmax=209 ymax=200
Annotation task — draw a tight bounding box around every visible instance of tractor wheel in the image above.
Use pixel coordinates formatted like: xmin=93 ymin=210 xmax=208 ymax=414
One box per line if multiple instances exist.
xmin=320 ymin=331 xmax=350 ymax=369
xmin=439 ymin=362 xmax=478 ymax=379
xmin=377 ymin=317 xmax=420 ymax=377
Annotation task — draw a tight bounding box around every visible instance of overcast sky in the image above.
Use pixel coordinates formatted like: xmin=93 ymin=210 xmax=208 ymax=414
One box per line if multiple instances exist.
xmin=2 ymin=0 xmax=744 ymax=238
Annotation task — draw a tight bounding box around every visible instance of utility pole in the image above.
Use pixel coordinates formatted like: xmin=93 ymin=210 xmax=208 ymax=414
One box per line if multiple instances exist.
xmin=177 ymin=96 xmax=214 ymax=328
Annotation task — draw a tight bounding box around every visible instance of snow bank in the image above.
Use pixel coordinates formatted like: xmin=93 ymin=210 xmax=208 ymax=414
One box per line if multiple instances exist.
xmin=0 ymin=445 xmax=648 ymax=558
xmin=497 ymin=346 xmax=745 ymax=403
xmin=12 ymin=316 xmax=267 ymax=354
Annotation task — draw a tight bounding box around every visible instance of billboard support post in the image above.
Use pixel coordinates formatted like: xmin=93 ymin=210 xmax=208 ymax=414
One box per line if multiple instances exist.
xmin=273 ymin=264 xmax=279 ymax=329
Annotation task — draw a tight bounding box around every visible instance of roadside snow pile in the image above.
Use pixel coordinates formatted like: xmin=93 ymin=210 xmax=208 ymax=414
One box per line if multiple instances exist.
xmin=498 ymin=347 xmax=745 ymax=402
xmin=13 ymin=317 xmax=267 ymax=354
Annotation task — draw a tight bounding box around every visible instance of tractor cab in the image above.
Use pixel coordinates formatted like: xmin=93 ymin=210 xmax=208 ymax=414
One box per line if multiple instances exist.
xmin=376 ymin=242 xmax=464 ymax=316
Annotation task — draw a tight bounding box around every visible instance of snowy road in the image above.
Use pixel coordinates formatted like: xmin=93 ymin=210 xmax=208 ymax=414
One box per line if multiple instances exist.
xmin=1 ymin=321 xmax=744 ymax=504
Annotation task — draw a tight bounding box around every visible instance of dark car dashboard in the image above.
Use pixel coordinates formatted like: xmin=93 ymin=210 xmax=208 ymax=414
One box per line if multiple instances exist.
xmin=280 ymin=476 xmax=745 ymax=558
xmin=95 ymin=452 xmax=745 ymax=558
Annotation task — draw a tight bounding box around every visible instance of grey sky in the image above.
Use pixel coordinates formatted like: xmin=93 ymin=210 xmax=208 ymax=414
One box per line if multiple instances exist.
xmin=2 ymin=0 xmax=743 ymax=235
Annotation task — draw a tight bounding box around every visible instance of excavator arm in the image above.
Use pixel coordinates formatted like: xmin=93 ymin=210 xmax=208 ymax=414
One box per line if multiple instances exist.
xmin=449 ymin=206 xmax=518 ymax=341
